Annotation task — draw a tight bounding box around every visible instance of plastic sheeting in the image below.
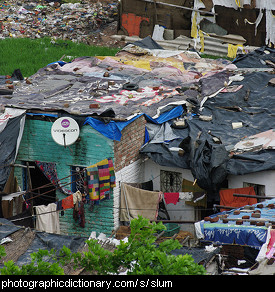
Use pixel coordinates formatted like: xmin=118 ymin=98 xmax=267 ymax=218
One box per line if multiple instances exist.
xmin=84 ymin=105 xmax=184 ymax=141
xmin=16 ymin=231 xmax=87 ymax=267
xmin=0 ymin=218 xmax=87 ymax=267
xmin=141 ymin=46 xmax=275 ymax=196
xmin=0 ymin=108 xmax=26 ymax=192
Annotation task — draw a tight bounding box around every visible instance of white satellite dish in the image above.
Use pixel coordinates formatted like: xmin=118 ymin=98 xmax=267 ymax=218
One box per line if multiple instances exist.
xmin=51 ymin=117 xmax=80 ymax=147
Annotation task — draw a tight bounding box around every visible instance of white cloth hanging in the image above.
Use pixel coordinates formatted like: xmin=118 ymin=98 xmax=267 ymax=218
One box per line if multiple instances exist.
xmin=35 ymin=202 xmax=60 ymax=234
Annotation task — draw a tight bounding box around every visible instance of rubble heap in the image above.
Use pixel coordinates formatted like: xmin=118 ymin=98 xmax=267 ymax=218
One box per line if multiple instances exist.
xmin=0 ymin=0 xmax=119 ymax=46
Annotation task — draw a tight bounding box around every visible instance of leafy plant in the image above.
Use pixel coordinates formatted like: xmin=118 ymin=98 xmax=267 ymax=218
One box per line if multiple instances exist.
xmin=0 ymin=248 xmax=64 ymax=275
xmin=59 ymin=216 xmax=206 ymax=275
xmin=0 ymin=216 xmax=206 ymax=275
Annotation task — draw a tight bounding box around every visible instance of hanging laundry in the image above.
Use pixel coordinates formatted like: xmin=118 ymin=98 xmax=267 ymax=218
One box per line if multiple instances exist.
xmin=61 ymin=194 xmax=74 ymax=210
xmin=108 ymin=158 xmax=116 ymax=189
xmin=86 ymin=158 xmax=116 ymax=203
xmin=86 ymin=164 xmax=100 ymax=201
xmin=97 ymin=158 xmax=112 ymax=200
xmin=164 ymin=192 xmax=180 ymax=205
xmin=35 ymin=202 xmax=60 ymax=234
xmin=73 ymin=201 xmax=85 ymax=228
xmin=219 ymin=187 xmax=257 ymax=211
xmin=73 ymin=190 xmax=82 ymax=205
xmin=120 ymin=183 xmax=162 ymax=221
xmin=57 ymin=190 xmax=82 ymax=211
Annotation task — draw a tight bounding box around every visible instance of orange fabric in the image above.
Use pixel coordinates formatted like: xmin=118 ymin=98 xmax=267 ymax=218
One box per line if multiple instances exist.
xmin=219 ymin=187 xmax=257 ymax=211
xmin=61 ymin=195 xmax=74 ymax=210
xmin=121 ymin=13 xmax=149 ymax=36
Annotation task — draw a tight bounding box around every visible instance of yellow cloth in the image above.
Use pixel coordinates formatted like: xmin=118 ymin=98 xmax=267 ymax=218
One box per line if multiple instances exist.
xmin=199 ymin=30 xmax=205 ymax=53
xmin=191 ymin=12 xmax=198 ymax=38
xmin=228 ymin=44 xmax=244 ymax=59
xmin=97 ymin=56 xmax=186 ymax=72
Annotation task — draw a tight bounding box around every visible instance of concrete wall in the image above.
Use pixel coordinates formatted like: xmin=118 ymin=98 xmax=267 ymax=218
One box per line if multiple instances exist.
xmin=227 ymin=170 xmax=275 ymax=197
xmin=143 ymin=159 xmax=197 ymax=235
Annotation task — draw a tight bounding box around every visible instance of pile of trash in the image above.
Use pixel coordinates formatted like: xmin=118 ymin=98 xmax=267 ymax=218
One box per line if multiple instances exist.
xmin=0 ymin=0 xmax=119 ymax=46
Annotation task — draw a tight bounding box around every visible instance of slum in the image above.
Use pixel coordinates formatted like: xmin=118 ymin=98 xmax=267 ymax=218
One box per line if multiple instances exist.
xmin=0 ymin=0 xmax=274 ymax=275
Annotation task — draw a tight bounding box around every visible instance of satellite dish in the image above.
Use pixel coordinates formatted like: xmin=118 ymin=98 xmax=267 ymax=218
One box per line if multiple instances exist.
xmin=51 ymin=117 xmax=80 ymax=147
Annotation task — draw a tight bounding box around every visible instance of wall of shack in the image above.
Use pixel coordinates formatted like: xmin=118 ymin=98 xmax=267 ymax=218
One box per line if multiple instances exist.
xmin=14 ymin=115 xmax=147 ymax=237
xmin=15 ymin=117 xmax=115 ymax=237
xmin=118 ymin=0 xmax=193 ymax=38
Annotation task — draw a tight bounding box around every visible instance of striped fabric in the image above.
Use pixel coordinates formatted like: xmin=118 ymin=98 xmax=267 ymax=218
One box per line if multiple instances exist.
xmin=86 ymin=158 xmax=116 ymax=202
xmin=86 ymin=164 xmax=100 ymax=201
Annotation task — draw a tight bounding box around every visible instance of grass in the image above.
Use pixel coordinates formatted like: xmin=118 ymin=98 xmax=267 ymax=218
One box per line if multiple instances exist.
xmin=0 ymin=37 xmax=120 ymax=77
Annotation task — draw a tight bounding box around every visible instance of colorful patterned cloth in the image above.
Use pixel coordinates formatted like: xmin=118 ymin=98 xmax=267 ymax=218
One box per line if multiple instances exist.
xmin=108 ymin=158 xmax=116 ymax=188
xmin=86 ymin=158 xmax=116 ymax=202
xmin=86 ymin=164 xmax=100 ymax=201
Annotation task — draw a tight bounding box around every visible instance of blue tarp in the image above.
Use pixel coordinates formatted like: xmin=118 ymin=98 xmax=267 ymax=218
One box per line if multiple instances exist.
xmin=84 ymin=105 xmax=184 ymax=141
xmin=197 ymin=198 xmax=275 ymax=249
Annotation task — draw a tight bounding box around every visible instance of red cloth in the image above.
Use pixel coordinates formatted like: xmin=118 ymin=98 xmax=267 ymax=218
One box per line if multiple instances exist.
xmin=219 ymin=187 xmax=257 ymax=211
xmin=61 ymin=195 xmax=74 ymax=210
xmin=267 ymin=230 xmax=275 ymax=254
xmin=164 ymin=193 xmax=179 ymax=205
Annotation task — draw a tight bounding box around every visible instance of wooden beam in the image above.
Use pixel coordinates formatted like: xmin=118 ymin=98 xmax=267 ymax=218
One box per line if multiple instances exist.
xmin=233 ymin=193 xmax=274 ymax=200
xmin=150 ymin=220 xmax=196 ymax=224
xmin=140 ymin=0 xmax=217 ymax=15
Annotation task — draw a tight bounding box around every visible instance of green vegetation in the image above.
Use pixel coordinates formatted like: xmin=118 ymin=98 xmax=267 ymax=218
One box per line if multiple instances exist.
xmin=0 ymin=37 xmax=120 ymax=77
xmin=0 ymin=216 xmax=206 ymax=275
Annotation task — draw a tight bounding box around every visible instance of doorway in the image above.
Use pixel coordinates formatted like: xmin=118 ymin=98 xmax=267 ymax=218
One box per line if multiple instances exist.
xmin=23 ymin=161 xmax=56 ymax=206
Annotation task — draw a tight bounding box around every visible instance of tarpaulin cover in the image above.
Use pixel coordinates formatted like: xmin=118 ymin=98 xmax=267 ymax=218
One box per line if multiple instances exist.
xmin=84 ymin=105 xmax=184 ymax=141
xmin=141 ymin=46 xmax=275 ymax=196
xmin=0 ymin=218 xmax=20 ymax=240
xmin=0 ymin=217 xmax=87 ymax=267
xmin=16 ymin=231 xmax=87 ymax=267
xmin=171 ymin=246 xmax=220 ymax=267
xmin=0 ymin=108 xmax=26 ymax=192
xmin=195 ymin=198 xmax=275 ymax=249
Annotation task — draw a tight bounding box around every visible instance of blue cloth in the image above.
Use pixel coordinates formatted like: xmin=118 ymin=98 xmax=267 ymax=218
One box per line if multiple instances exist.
xmin=200 ymin=222 xmax=267 ymax=249
xmin=199 ymin=198 xmax=275 ymax=249
xmin=47 ymin=61 xmax=67 ymax=67
xmin=84 ymin=105 xmax=184 ymax=141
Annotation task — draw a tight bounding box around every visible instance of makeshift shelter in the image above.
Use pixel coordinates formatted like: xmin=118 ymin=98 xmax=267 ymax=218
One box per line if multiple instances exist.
xmin=193 ymin=196 xmax=275 ymax=274
xmin=116 ymin=0 xmax=274 ymax=58
xmin=0 ymin=36 xmax=274 ymax=240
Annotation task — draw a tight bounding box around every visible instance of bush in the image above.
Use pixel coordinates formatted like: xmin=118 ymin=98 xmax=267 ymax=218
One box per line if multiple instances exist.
xmin=0 ymin=216 xmax=206 ymax=275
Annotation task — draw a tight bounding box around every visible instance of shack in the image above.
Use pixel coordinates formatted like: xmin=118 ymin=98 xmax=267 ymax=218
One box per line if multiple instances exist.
xmin=116 ymin=0 xmax=274 ymax=57
xmin=0 ymin=37 xmax=274 ymax=242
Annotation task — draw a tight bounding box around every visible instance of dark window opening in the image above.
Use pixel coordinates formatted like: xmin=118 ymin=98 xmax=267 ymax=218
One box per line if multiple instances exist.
xmin=23 ymin=161 xmax=56 ymax=206
xmin=160 ymin=170 xmax=182 ymax=193
xmin=243 ymin=182 xmax=265 ymax=202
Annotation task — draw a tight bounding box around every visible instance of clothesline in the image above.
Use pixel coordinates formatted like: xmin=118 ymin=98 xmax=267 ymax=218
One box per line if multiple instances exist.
xmin=24 ymin=167 xmax=87 ymax=199
xmin=10 ymin=205 xmax=215 ymax=224
xmin=25 ymin=176 xmax=84 ymax=202
xmin=10 ymin=206 xmax=68 ymax=223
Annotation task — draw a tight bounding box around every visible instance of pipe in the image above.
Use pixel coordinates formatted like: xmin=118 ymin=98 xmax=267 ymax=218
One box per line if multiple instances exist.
xmin=233 ymin=193 xmax=274 ymax=200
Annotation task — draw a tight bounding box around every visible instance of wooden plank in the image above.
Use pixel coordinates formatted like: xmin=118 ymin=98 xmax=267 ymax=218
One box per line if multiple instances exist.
xmin=140 ymin=0 xmax=217 ymax=15
xmin=233 ymin=193 xmax=274 ymax=200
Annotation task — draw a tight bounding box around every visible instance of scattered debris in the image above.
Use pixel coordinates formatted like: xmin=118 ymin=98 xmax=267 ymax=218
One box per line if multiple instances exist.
xmin=0 ymin=0 xmax=121 ymax=47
